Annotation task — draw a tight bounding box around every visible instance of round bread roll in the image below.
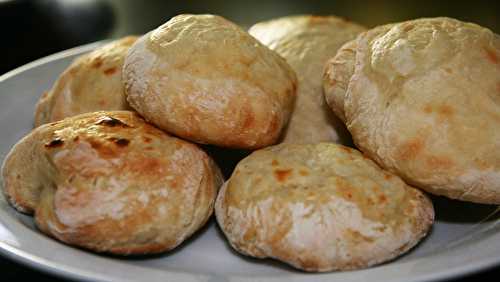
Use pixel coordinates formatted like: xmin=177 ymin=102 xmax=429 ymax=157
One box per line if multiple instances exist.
xmin=215 ymin=143 xmax=434 ymax=272
xmin=323 ymin=39 xmax=358 ymax=123
xmin=34 ymin=36 xmax=137 ymax=127
xmin=249 ymin=15 xmax=365 ymax=144
xmin=2 ymin=111 xmax=222 ymax=255
xmin=323 ymin=17 xmax=500 ymax=204
xmin=123 ymin=14 xmax=297 ymax=149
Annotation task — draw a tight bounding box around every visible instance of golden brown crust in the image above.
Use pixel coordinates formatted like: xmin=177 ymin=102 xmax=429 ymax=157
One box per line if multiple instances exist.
xmin=34 ymin=36 xmax=138 ymax=127
xmin=323 ymin=17 xmax=500 ymax=204
xmin=323 ymin=40 xmax=358 ymax=122
xmin=249 ymin=15 xmax=365 ymax=144
xmin=123 ymin=14 xmax=297 ymax=149
xmin=215 ymin=143 xmax=434 ymax=272
xmin=2 ymin=111 xmax=223 ymax=255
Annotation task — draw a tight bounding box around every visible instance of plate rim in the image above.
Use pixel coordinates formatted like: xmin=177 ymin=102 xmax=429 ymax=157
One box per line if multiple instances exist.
xmin=0 ymin=41 xmax=499 ymax=282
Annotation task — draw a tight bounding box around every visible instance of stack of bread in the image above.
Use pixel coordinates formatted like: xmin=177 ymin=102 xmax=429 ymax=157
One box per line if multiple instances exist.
xmin=2 ymin=14 xmax=499 ymax=272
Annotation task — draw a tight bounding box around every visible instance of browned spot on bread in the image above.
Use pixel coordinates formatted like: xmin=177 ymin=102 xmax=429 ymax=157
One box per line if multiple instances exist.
xmin=396 ymin=242 xmax=410 ymax=253
xmin=484 ymin=47 xmax=499 ymax=64
xmin=271 ymin=159 xmax=279 ymax=166
xmin=340 ymin=146 xmax=353 ymax=153
xmin=426 ymin=155 xmax=454 ymax=169
xmin=242 ymin=107 xmax=255 ymax=129
xmin=290 ymin=82 xmax=297 ymax=96
xmin=298 ymin=258 xmax=320 ymax=271
xmin=89 ymin=139 xmax=120 ymax=158
xmin=444 ymin=67 xmax=453 ymax=74
xmin=378 ymin=194 xmax=387 ymax=203
xmin=383 ymin=173 xmax=393 ymax=180
xmin=268 ymin=115 xmax=280 ymax=134
xmin=423 ymin=104 xmax=433 ymax=113
xmin=299 ymin=169 xmax=309 ymax=176
xmin=397 ymin=138 xmax=424 ymax=161
xmin=403 ymin=201 xmax=417 ymax=215
xmin=91 ymin=58 xmax=103 ymax=68
xmin=243 ymin=227 xmax=257 ymax=242
xmin=274 ymin=169 xmax=292 ymax=182
xmin=143 ymin=136 xmax=152 ymax=143
xmin=403 ymin=24 xmax=414 ymax=32
xmin=73 ymin=136 xmax=79 ymax=142
xmin=174 ymin=139 xmax=185 ymax=149
xmin=143 ymin=124 xmax=165 ymax=138
xmin=89 ymin=140 xmax=101 ymax=149
xmin=367 ymin=198 xmax=375 ymax=206
xmin=346 ymin=229 xmax=375 ymax=243
xmin=175 ymin=60 xmax=190 ymax=69
xmin=96 ymin=116 xmax=130 ymax=127
xmin=48 ymin=122 xmax=59 ymax=127
xmin=438 ymin=105 xmax=454 ymax=118
xmin=103 ymin=67 xmax=117 ymax=75
xmin=240 ymin=56 xmax=256 ymax=67
xmin=108 ymin=137 xmax=130 ymax=147
xmin=45 ymin=138 xmax=64 ymax=148
xmin=474 ymin=159 xmax=491 ymax=170
xmin=192 ymin=67 xmax=202 ymax=75
xmin=328 ymin=79 xmax=337 ymax=86
xmin=335 ymin=178 xmax=357 ymax=200
xmin=98 ymin=99 xmax=106 ymax=106
xmin=307 ymin=15 xmax=329 ymax=25
xmin=130 ymin=158 xmax=162 ymax=174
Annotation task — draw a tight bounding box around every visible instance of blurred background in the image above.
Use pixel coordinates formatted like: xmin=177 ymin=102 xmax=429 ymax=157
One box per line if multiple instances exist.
xmin=1 ymin=0 xmax=499 ymax=74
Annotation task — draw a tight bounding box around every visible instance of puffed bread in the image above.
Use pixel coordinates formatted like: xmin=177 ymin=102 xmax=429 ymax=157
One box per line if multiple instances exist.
xmin=215 ymin=143 xmax=434 ymax=272
xmin=2 ymin=111 xmax=223 ymax=255
xmin=249 ymin=15 xmax=365 ymax=144
xmin=123 ymin=14 xmax=297 ymax=149
xmin=323 ymin=17 xmax=500 ymax=204
xmin=34 ymin=36 xmax=137 ymax=127
xmin=323 ymin=39 xmax=358 ymax=123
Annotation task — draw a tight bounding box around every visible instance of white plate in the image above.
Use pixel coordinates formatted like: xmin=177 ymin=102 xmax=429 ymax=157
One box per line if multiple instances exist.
xmin=0 ymin=42 xmax=500 ymax=282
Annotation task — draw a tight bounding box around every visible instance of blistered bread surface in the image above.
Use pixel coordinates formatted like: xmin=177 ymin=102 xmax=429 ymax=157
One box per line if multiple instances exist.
xmin=215 ymin=143 xmax=434 ymax=271
xmin=34 ymin=36 xmax=137 ymax=126
xmin=123 ymin=14 xmax=297 ymax=149
xmin=249 ymin=15 xmax=365 ymax=144
xmin=2 ymin=111 xmax=223 ymax=254
xmin=323 ymin=18 xmax=500 ymax=204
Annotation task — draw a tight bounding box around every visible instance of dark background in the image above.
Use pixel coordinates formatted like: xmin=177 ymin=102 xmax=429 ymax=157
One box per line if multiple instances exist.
xmin=1 ymin=0 xmax=500 ymax=75
xmin=0 ymin=0 xmax=499 ymax=281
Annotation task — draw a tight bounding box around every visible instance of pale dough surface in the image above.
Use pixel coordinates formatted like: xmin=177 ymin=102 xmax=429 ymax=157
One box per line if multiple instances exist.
xmin=2 ymin=111 xmax=222 ymax=255
xmin=124 ymin=14 xmax=297 ymax=149
xmin=324 ymin=18 xmax=500 ymax=204
xmin=34 ymin=37 xmax=137 ymax=126
xmin=249 ymin=15 xmax=365 ymax=144
xmin=216 ymin=143 xmax=433 ymax=272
